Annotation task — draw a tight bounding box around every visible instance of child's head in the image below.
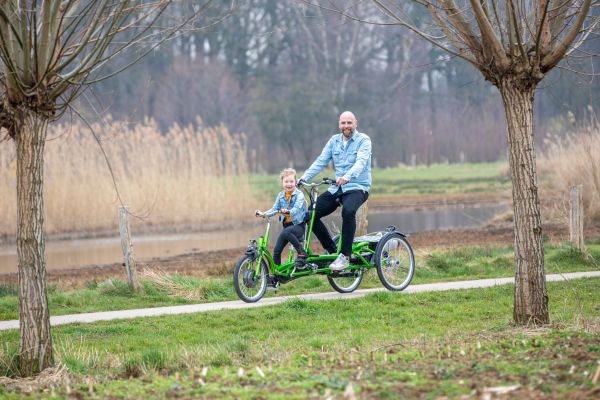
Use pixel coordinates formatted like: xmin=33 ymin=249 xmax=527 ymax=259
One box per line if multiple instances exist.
xmin=280 ymin=168 xmax=297 ymax=192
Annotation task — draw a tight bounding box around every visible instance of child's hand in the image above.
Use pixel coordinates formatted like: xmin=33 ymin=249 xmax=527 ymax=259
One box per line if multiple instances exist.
xmin=279 ymin=208 xmax=290 ymax=215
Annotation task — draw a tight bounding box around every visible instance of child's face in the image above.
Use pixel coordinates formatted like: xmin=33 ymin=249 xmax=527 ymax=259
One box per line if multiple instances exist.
xmin=281 ymin=175 xmax=296 ymax=192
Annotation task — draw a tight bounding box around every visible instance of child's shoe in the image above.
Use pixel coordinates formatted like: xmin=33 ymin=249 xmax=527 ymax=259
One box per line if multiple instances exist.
xmin=294 ymin=251 xmax=309 ymax=269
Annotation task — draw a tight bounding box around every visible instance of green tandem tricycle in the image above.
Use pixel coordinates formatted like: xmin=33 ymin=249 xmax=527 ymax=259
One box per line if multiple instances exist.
xmin=233 ymin=178 xmax=416 ymax=303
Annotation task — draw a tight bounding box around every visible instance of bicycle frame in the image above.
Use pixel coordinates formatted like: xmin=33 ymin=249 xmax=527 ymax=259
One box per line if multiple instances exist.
xmin=250 ymin=178 xmax=377 ymax=282
xmin=235 ymin=178 xmax=416 ymax=302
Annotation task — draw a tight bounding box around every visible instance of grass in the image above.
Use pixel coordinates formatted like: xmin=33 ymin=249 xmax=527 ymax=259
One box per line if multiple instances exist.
xmin=0 ymin=279 xmax=598 ymax=398
xmin=249 ymin=161 xmax=511 ymax=201
xmin=0 ymin=242 xmax=598 ymax=320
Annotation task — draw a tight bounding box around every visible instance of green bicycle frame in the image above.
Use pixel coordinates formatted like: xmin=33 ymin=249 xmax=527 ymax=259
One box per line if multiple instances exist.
xmin=251 ymin=179 xmax=378 ymax=281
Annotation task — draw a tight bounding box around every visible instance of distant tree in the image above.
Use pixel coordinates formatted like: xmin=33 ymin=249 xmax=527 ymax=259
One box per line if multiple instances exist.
xmin=0 ymin=0 xmax=226 ymax=376
xmin=343 ymin=0 xmax=600 ymax=324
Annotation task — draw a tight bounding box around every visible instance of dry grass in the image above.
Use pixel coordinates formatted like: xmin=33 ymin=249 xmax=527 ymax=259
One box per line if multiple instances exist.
xmin=0 ymin=365 xmax=69 ymax=393
xmin=539 ymin=124 xmax=600 ymax=224
xmin=138 ymin=268 xmax=205 ymax=300
xmin=0 ymin=118 xmax=258 ymax=237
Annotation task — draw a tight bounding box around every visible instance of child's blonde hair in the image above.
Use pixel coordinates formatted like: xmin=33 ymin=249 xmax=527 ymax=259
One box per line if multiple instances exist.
xmin=280 ymin=167 xmax=297 ymax=181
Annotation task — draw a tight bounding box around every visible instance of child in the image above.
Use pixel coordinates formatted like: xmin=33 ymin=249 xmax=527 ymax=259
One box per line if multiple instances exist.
xmin=256 ymin=168 xmax=309 ymax=266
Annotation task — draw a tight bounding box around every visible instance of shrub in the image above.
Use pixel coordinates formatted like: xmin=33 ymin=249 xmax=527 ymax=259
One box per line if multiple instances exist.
xmin=540 ymin=123 xmax=600 ymax=224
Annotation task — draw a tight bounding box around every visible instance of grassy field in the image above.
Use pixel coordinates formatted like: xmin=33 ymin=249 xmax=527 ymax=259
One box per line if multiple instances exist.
xmin=250 ymin=162 xmax=511 ymax=200
xmin=0 ymin=242 xmax=598 ymax=320
xmin=0 ymin=278 xmax=598 ymax=399
xmin=1 ymin=147 xmax=599 ymax=397
xmin=0 ymin=242 xmax=598 ymax=398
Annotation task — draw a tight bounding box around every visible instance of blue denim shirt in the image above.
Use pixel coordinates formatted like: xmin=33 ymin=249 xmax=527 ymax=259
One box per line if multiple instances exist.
xmin=301 ymin=131 xmax=372 ymax=194
xmin=264 ymin=188 xmax=307 ymax=225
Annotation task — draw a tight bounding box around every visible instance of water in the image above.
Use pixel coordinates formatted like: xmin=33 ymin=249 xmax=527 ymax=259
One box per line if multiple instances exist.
xmin=0 ymin=203 xmax=507 ymax=274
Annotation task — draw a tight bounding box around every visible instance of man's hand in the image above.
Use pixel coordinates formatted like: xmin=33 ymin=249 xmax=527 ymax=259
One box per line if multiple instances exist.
xmin=297 ymin=178 xmax=306 ymax=188
xmin=336 ymin=177 xmax=349 ymax=186
xmin=255 ymin=210 xmax=264 ymax=217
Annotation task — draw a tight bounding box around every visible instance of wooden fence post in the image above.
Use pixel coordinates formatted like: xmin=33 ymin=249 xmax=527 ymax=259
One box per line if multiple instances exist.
xmin=569 ymin=185 xmax=585 ymax=251
xmin=118 ymin=206 xmax=140 ymax=291
xmin=356 ymin=201 xmax=369 ymax=236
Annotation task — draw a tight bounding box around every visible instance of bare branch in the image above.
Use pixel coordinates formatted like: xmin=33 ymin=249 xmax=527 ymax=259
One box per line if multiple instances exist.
xmin=564 ymin=14 xmax=600 ymax=58
xmin=506 ymin=0 xmax=529 ymax=67
xmin=368 ymin=0 xmax=479 ymax=64
xmin=548 ymin=0 xmax=575 ymax=39
xmin=542 ymin=0 xmax=592 ymax=69
xmin=425 ymin=2 xmax=477 ymax=64
xmin=467 ymin=0 xmax=509 ymax=68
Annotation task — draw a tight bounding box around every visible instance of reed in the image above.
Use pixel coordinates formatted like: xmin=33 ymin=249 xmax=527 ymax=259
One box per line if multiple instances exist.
xmin=539 ymin=124 xmax=600 ymax=223
xmin=0 ymin=118 xmax=257 ymax=237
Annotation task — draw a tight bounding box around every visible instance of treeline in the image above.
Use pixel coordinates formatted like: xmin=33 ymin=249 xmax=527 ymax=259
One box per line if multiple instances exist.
xmin=83 ymin=1 xmax=600 ymax=171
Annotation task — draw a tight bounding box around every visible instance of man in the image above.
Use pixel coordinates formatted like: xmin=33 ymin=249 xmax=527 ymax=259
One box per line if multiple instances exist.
xmin=299 ymin=111 xmax=372 ymax=271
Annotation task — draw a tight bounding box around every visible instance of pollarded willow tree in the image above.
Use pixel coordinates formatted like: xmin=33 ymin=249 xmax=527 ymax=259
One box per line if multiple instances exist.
xmin=352 ymin=0 xmax=599 ymax=324
xmin=0 ymin=0 xmax=223 ymax=376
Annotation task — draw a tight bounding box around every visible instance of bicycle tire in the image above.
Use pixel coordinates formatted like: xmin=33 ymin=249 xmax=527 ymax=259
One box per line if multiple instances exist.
xmin=233 ymin=255 xmax=268 ymax=303
xmin=373 ymin=233 xmax=415 ymax=291
xmin=327 ymin=268 xmax=364 ymax=293
xmin=326 ymin=234 xmax=364 ymax=292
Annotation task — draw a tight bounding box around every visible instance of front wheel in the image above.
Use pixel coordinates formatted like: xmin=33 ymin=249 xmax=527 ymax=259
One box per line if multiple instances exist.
xmin=233 ymin=255 xmax=268 ymax=303
xmin=374 ymin=233 xmax=415 ymax=291
xmin=327 ymin=268 xmax=364 ymax=293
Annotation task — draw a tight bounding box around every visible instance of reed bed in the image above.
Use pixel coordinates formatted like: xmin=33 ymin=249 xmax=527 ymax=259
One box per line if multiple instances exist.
xmin=0 ymin=118 xmax=257 ymax=237
xmin=539 ymin=124 xmax=600 ymax=223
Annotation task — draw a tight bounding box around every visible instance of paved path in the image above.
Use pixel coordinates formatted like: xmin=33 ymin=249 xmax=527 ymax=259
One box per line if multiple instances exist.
xmin=1 ymin=271 xmax=598 ymax=331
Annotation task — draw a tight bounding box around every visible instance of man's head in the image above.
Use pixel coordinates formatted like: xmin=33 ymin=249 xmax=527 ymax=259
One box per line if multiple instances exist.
xmin=339 ymin=111 xmax=357 ymax=139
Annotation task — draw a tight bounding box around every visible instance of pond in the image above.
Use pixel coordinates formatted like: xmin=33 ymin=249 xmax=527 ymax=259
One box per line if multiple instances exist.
xmin=0 ymin=203 xmax=508 ymax=274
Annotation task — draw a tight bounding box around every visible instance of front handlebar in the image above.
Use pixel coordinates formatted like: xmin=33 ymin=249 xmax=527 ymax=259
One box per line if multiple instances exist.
xmin=297 ymin=177 xmax=336 ymax=188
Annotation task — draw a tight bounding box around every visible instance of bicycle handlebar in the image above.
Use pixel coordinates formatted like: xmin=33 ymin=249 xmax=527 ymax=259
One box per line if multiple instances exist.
xmin=255 ymin=211 xmax=270 ymax=220
xmin=297 ymin=177 xmax=336 ymax=188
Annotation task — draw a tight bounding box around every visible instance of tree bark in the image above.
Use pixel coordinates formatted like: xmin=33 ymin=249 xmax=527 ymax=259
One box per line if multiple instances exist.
xmin=15 ymin=110 xmax=54 ymax=376
xmin=498 ymin=77 xmax=549 ymax=325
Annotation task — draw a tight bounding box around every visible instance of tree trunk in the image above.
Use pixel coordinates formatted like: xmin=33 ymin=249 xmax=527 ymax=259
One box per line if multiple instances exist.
xmin=498 ymin=77 xmax=549 ymax=325
xmin=15 ymin=111 xmax=54 ymax=376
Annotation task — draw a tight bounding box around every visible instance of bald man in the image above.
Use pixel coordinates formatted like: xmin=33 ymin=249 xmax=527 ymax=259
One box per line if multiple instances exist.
xmin=299 ymin=111 xmax=372 ymax=271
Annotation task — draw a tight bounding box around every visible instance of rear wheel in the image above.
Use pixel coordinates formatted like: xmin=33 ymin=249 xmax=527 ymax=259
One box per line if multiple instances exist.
xmin=327 ymin=234 xmax=364 ymax=293
xmin=327 ymin=268 xmax=364 ymax=293
xmin=374 ymin=233 xmax=415 ymax=291
xmin=233 ymin=255 xmax=268 ymax=302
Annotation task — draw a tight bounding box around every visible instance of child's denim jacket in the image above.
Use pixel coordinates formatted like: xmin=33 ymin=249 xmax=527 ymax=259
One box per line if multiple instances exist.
xmin=264 ymin=188 xmax=307 ymax=225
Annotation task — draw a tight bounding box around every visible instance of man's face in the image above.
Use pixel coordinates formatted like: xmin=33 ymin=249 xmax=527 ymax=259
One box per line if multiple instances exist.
xmin=339 ymin=115 xmax=357 ymax=139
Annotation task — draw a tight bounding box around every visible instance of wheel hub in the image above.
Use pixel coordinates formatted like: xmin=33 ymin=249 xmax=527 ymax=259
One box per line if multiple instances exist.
xmin=243 ymin=269 xmax=259 ymax=288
